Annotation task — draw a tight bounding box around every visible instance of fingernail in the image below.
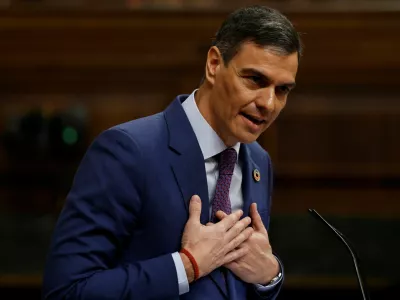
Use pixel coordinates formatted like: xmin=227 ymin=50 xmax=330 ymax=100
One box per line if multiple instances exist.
xmin=192 ymin=195 xmax=200 ymax=202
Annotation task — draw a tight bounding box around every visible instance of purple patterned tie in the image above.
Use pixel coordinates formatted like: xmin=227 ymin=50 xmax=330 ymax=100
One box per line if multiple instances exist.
xmin=211 ymin=148 xmax=237 ymax=222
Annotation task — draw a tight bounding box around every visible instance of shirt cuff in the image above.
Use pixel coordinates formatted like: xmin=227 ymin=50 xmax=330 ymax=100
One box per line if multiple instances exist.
xmin=171 ymin=252 xmax=190 ymax=295
xmin=254 ymin=255 xmax=283 ymax=292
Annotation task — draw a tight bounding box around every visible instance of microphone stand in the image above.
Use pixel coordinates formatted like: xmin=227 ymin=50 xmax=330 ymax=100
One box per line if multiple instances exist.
xmin=308 ymin=209 xmax=370 ymax=300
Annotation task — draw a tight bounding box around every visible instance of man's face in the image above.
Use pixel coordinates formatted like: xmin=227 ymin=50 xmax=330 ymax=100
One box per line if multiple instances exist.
xmin=203 ymin=42 xmax=298 ymax=146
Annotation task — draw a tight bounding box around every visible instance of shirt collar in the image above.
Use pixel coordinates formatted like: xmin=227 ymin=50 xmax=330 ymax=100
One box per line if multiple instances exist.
xmin=182 ymin=89 xmax=240 ymax=160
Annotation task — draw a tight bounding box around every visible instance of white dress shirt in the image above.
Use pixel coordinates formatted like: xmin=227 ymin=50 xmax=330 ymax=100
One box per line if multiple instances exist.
xmin=171 ymin=90 xmax=280 ymax=295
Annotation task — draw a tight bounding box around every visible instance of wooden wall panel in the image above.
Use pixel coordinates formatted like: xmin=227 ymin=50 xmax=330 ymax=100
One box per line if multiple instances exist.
xmin=0 ymin=11 xmax=399 ymax=94
xmin=275 ymin=113 xmax=400 ymax=176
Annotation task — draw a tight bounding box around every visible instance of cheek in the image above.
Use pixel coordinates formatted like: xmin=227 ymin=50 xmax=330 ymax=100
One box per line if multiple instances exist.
xmin=220 ymin=92 xmax=246 ymax=118
xmin=266 ymin=105 xmax=285 ymax=126
xmin=218 ymin=75 xmax=256 ymax=120
xmin=275 ymin=100 xmax=286 ymax=115
xmin=222 ymin=72 xmax=250 ymax=102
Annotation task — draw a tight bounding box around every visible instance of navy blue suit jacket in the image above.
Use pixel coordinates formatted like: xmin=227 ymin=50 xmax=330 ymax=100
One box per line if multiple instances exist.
xmin=43 ymin=95 xmax=283 ymax=300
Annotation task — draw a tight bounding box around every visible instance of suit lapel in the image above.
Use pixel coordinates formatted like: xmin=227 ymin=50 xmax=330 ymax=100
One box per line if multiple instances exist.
xmin=240 ymin=143 xmax=268 ymax=217
xmin=164 ymin=95 xmax=209 ymax=225
xmin=209 ymin=269 xmax=229 ymax=299
xmin=165 ymin=96 xmax=229 ymax=298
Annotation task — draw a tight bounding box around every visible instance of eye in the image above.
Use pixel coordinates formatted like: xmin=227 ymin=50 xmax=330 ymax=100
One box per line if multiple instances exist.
xmin=276 ymin=85 xmax=290 ymax=95
xmin=246 ymin=76 xmax=264 ymax=86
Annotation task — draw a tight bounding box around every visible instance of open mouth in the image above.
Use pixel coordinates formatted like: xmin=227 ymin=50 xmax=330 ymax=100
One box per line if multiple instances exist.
xmin=240 ymin=113 xmax=265 ymax=126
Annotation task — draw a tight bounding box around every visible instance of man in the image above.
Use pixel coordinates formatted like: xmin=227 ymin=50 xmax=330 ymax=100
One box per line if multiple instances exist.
xmin=43 ymin=5 xmax=301 ymax=300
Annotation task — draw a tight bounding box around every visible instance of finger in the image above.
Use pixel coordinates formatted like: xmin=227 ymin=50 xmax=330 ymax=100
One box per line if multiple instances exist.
xmin=223 ymin=260 xmax=239 ymax=270
xmin=206 ymin=222 xmax=213 ymax=226
xmin=215 ymin=210 xmax=228 ymax=220
xmin=250 ymin=203 xmax=268 ymax=235
xmin=225 ymin=226 xmax=253 ymax=253
xmin=222 ymin=245 xmax=249 ymax=265
xmin=188 ymin=195 xmax=202 ymax=223
xmin=218 ymin=209 xmax=243 ymax=231
xmin=225 ymin=216 xmax=251 ymax=242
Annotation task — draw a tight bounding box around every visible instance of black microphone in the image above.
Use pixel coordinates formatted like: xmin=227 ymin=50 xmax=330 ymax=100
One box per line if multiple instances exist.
xmin=308 ymin=209 xmax=370 ymax=300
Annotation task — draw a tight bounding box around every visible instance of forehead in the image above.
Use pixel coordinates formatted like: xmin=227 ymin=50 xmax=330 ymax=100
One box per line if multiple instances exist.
xmin=230 ymin=42 xmax=298 ymax=83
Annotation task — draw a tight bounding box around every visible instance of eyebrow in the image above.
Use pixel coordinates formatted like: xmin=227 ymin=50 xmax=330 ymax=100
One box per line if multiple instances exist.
xmin=240 ymin=67 xmax=296 ymax=89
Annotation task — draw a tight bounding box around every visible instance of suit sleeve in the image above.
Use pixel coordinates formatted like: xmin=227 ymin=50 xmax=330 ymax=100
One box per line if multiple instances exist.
xmin=42 ymin=128 xmax=179 ymax=300
xmin=247 ymin=152 xmax=284 ymax=300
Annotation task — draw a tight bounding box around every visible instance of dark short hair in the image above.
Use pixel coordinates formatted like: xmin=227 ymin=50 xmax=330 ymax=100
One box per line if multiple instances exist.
xmin=213 ymin=5 xmax=302 ymax=65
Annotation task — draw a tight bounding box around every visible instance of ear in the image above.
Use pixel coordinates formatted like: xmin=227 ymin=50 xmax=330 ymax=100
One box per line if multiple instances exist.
xmin=205 ymin=46 xmax=223 ymax=86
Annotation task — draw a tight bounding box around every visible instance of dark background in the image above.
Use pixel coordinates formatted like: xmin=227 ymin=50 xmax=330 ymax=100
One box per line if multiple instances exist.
xmin=0 ymin=0 xmax=399 ymax=299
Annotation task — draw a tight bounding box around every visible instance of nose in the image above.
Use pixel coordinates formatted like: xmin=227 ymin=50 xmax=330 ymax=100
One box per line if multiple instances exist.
xmin=257 ymin=86 xmax=276 ymax=113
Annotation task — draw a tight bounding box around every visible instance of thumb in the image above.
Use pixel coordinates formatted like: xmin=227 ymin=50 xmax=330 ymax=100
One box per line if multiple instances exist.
xmin=250 ymin=203 xmax=268 ymax=235
xmin=188 ymin=195 xmax=202 ymax=222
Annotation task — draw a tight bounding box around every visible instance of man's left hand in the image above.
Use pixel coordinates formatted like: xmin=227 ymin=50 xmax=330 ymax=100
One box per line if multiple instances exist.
xmin=215 ymin=203 xmax=279 ymax=285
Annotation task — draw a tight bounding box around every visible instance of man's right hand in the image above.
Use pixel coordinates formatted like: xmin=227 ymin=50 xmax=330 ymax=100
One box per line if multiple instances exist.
xmin=180 ymin=195 xmax=253 ymax=283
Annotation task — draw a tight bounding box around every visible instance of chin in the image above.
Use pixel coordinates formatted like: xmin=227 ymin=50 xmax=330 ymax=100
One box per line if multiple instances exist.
xmin=235 ymin=132 xmax=260 ymax=144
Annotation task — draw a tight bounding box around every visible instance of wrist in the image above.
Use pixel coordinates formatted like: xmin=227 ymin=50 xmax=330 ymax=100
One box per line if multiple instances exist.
xmin=260 ymin=257 xmax=280 ymax=285
xmin=261 ymin=271 xmax=282 ymax=287
xmin=179 ymin=252 xmax=195 ymax=283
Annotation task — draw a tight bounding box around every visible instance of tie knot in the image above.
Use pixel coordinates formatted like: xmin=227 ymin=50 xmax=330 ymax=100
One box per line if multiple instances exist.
xmin=219 ymin=148 xmax=237 ymax=175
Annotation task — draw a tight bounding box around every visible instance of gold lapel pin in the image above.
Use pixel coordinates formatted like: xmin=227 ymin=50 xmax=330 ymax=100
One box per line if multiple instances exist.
xmin=253 ymin=169 xmax=260 ymax=182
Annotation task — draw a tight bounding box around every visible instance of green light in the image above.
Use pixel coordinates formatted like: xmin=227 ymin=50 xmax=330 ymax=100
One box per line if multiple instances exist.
xmin=62 ymin=126 xmax=78 ymax=145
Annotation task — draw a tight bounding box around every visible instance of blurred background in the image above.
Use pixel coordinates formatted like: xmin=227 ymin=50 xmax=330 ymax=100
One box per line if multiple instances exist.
xmin=0 ymin=0 xmax=399 ymax=299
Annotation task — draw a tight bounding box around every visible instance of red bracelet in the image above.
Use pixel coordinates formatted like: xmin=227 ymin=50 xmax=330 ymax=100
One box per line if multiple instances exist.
xmin=180 ymin=248 xmax=200 ymax=281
